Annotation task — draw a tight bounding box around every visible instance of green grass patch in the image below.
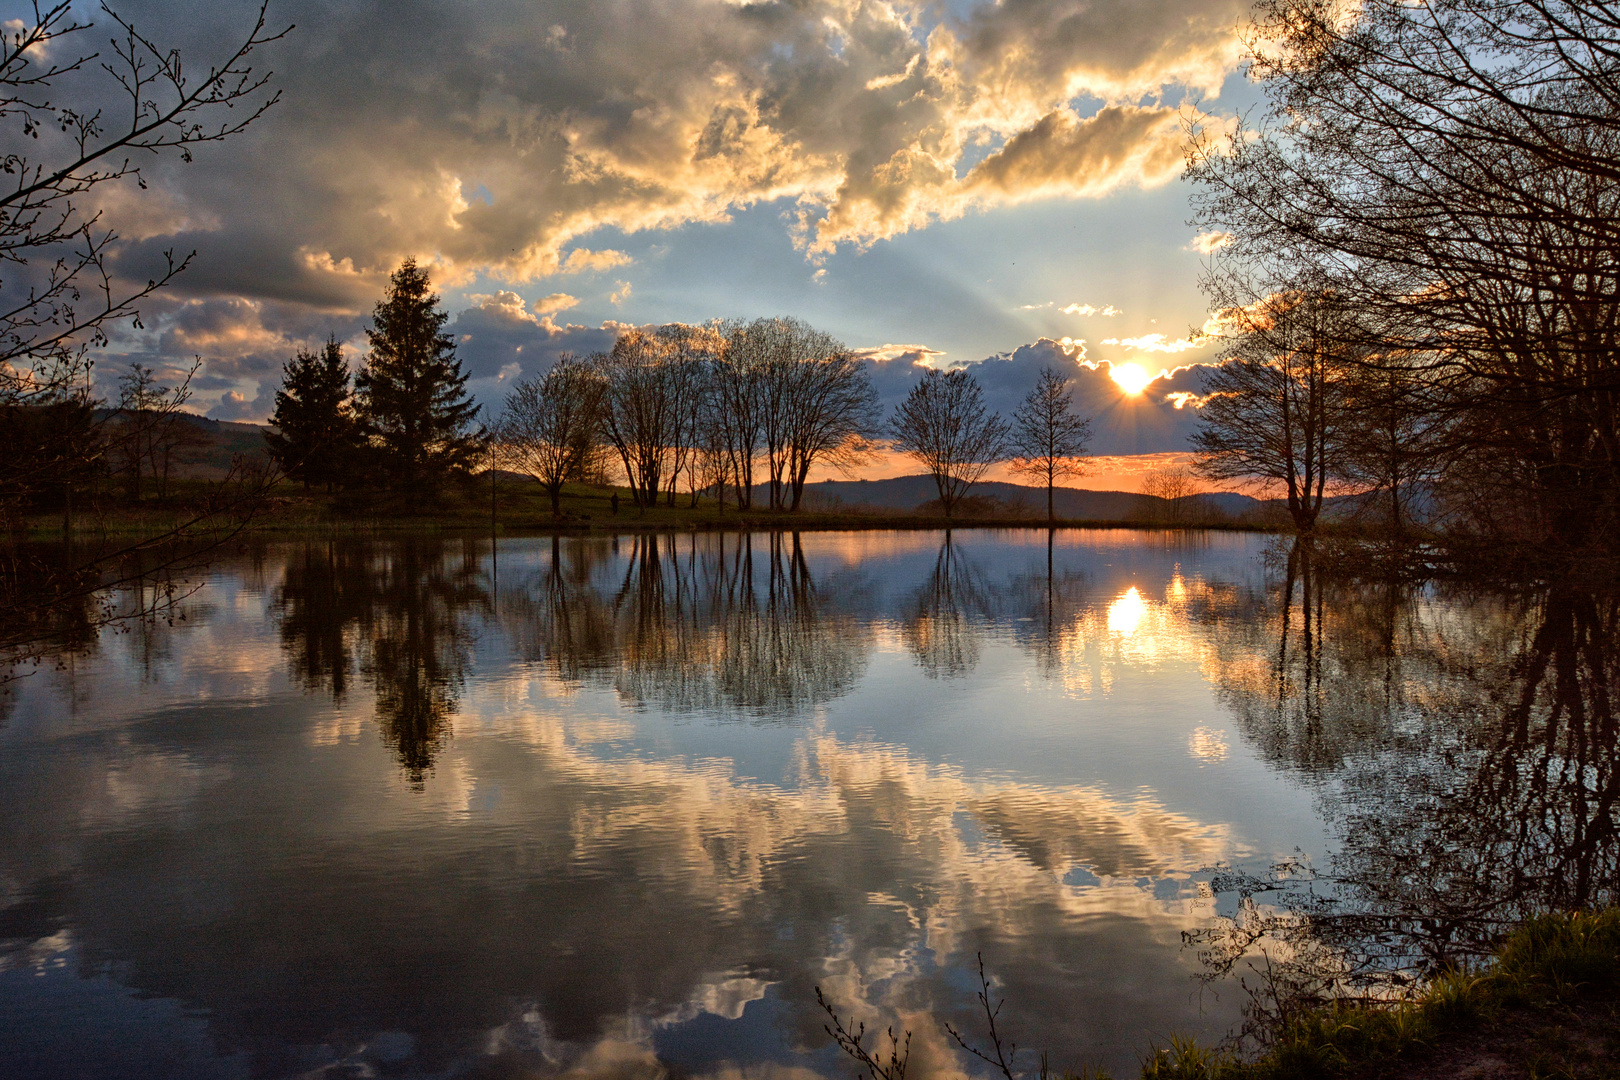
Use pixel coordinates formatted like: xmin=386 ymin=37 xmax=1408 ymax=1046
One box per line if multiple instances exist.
xmin=1115 ymin=910 xmax=1620 ymax=1080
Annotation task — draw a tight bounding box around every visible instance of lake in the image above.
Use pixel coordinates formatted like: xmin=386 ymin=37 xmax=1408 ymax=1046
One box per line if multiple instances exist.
xmin=0 ymin=529 xmax=1613 ymax=1078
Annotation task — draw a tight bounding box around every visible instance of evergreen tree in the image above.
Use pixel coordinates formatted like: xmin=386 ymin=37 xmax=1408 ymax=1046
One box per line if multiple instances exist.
xmin=354 ymin=260 xmax=482 ymax=489
xmin=265 ymin=337 xmax=358 ymax=491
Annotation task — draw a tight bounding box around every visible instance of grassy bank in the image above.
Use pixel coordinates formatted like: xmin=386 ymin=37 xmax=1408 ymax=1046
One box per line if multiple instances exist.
xmin=16 ymin=477 xmax=1275 ymax=539
xmin=1131 ymin=910 xmax=1620 ymax=1080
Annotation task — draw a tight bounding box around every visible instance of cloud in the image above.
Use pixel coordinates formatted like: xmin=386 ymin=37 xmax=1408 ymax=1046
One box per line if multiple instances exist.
xmin=208 ymin=382 xmax=275 ymax=421
xmin=964 ymin=105 xmax=1186 ymax=200
xmin=1061 ymin=303 xmax=1121 ymax=317
xmin=1188 ymin=230 xmax=1233 ymax=254
xmin=810 ymin=104 xmax=1190 ymax=254
xmin=1164 ymin=390 xmax=1212 ymax=410
xmin=609 ymin=281 xmax=632 ymax=306
xmin=1101 ymin=332 xmax=1212 ymax=354
xmin=852 ymin=343 xmax=947 ymax=365
xmin=465 ymin=290 xmax=579 ymax=321
xmin=561 ymin=249 xmax=633 ymax=274
xmin=88 ymin=0 xmax=1248 ymax=303
xmin=451 ymin=294 xmax=620 ymax=385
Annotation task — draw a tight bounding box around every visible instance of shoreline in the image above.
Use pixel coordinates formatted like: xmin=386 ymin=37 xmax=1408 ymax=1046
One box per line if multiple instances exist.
xmin=1134 ymin=910 xmax=1620 ymax=1080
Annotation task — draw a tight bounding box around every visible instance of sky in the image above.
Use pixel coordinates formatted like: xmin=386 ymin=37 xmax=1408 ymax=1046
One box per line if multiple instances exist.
xmin=20 ymin=0 xmax=1268 ymax=484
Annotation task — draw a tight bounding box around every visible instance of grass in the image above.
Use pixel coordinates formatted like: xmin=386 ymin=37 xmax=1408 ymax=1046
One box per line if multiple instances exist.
xmin=14 ymin=476 xmax=1274 ymax=539
xmin=1121 ymin=909 xmax=1620 ymax=1080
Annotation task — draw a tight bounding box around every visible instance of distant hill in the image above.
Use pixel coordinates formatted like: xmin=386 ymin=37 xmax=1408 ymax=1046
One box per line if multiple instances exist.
xmin=750 ymin=476 xmax=1269 ymax=521
xmin=91 ymin=411 xmax=271 ymax=479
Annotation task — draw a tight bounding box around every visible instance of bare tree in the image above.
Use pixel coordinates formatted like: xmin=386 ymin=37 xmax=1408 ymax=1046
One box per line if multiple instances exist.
xmin=714 ymin=320 xmax=764 ymax=509
xmin=0 ymin=3 xmax=287 ymax=411
xmin=1338 ymin=356 xmax=1449 ymax=537
xmin=1191 ymin=289 xmax=1354 ymax=534
xmin=595 ymin=330 xmax=678 ymax=510
xmin=0 ymin=3 xmax=287 ymax=671
xmin=1186 ymin=0 xmax=1620 ymax=548
xmin=777 ymin=322 xmax=879 ymax=509
xmin=493 ymin=355 xmax=604 ymax=516
xmin=111 ymin=359 xmax=200 ymax=502
xmin=710 ymin=317 xmax=877 ymax=511
xmin=745 ymin=317 xmax=847 ymax=509
xmin=1137 ymin=464 xmax=1200 ymax=525
xmin=890 ymin=368 xmax=1010 ymax=518
xmin=654 ymin=324 xmax=719 ymax=507
xmin=1009 ymin=368 xmax=1092 ymax=522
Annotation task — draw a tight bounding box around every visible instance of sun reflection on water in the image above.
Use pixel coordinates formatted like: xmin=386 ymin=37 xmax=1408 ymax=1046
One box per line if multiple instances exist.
xmin=1107 ymin=586 xmax=1146 ymax=636
xmin=1045 ymin=575 xmax=1219 ymax=696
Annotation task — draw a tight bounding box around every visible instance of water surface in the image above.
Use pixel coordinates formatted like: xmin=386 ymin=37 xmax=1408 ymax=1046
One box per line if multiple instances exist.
xmin=0 ymin=529 xmax=1612 ymax=1078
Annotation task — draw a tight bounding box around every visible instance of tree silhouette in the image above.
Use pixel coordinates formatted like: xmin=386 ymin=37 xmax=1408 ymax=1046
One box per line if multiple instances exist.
xmin=266 ymin=337 xmax=358 ymax=492
xmin=1009 ymin=369 xmax=1091 ymax=522
xmin=1187 ymin=0 xmax=1620 ymax=548
xmin=493 ymin=354 xmax=604 ymax=516
xmin=356 ymin=260 xmax=482 ymax=491
xmin=890 ymin=369 xmax=1010 ymax=518
xmin=1191 ymin=291 xmax=1354 ymax=534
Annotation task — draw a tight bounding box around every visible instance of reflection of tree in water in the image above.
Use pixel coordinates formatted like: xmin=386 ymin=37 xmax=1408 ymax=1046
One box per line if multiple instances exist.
xmin=1202 ymin=541 xmax=1420 ymax=773
xmin=500 ymin=534 xmax=619 ymax=680
xmin=903 ymin=531 xmax=997 ymax=677
xmin=274 ymin=539 xmax=485 ymax=786
xmin=500 ymin=531 xmax=870 ymax=716
xmin=1197 ymin=542 xmax=1620 ymax=996
xmin=0 ymin=537 xmax=241 ymax=705
xmin=1004 ymin=529 xmax=1093 ymax=678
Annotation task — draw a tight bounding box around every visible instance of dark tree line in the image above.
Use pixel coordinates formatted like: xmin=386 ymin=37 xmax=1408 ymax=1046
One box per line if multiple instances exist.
xmin=268 ymin=290 xmax=1098 ymax=520
xmin=1186 ymin=0 xmax=1620 ymax=552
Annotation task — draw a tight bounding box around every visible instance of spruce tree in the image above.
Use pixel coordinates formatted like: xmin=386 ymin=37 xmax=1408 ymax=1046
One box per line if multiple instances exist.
xmin=266 ymin=336 xmax=357 ymax=491
xmin=354 ymin=260 xmax=482 ymax=489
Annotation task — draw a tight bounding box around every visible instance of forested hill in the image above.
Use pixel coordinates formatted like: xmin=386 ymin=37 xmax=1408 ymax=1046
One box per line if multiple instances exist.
xmin=91 ymin=411 xmax=271 ymax=479
xmin=755 ymin=476 xmax=1266 ymax=519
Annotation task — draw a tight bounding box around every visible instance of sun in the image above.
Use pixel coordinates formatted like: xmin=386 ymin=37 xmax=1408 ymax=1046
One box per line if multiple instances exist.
xmin=1110 ymin=362 xmax=1156 ymax=396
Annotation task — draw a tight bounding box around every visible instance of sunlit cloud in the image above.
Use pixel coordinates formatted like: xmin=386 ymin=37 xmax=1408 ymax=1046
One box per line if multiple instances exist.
xmin=1102 ymin=333 xmax=1210 ymax=354
xmin=853 ymin=343 xmax=948 ymax=366
xmin=97 ymin=0 xmax=1250 ymax=295
xmin=561 ymin=249 xmax=634 ymax=274
xmin=1062 ymin=303 xmax=1121 ymax=317
xmin=1165 ymin=390 xmax=1212 ymax=410
xmin=1187 ymin=230 xmax=1233 ymax=254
